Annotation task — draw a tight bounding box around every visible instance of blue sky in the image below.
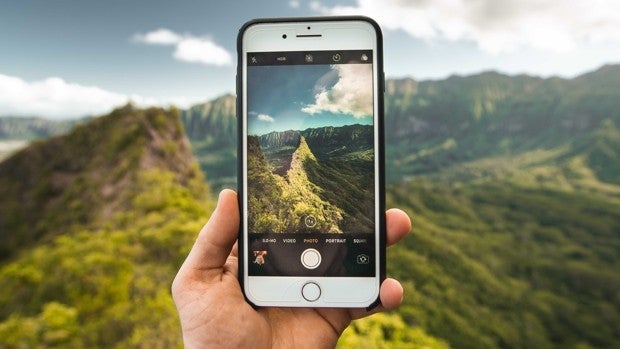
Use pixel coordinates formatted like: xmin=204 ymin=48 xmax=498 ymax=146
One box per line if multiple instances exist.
xmin=1 ymin=0 xmax=620 ymax=119
xmin=247 ymin=63 xmax=373 ymax=135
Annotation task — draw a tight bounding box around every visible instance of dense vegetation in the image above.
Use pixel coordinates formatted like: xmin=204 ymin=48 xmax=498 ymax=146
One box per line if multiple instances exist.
xmin=0 ymin=169 xmax=210 ymax=348
xmin=387 ymin=178 xmax=620 ymax=348
xmin=247 ymin=134 xmax=345 ymax=233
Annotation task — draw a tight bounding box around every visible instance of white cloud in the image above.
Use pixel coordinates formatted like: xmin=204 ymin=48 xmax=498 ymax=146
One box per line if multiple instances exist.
xmin=0 ymin=73 xmax=205 ymax=119
xmin=257 ymin=113 xmax=275 ymax=122
xmin=302 ymin=64 xmax=372 ymax=118
xmin=173 ymin=37 xmax=232 ymax=66
xmin=134 ymin=28 xmax=232 ymax=66
xmin=289 ymin=0 xmax=300 ymax=9
xmin=133 ymin=28 xmax=182 ymax=45
xmin=319 ymin=0 xmax=620 ymax=54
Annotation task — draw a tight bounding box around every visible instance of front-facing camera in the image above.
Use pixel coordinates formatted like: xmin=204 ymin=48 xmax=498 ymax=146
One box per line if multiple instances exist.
xmin=282 ymin=34 xmax=287 ymax=39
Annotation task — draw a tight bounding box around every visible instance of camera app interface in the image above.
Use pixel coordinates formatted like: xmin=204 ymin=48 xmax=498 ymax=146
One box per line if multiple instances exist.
xmin=247 ymin=50 xmax=375 ymax=277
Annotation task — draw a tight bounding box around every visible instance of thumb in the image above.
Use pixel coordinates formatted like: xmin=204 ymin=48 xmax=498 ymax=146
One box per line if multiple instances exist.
xmin=181 ymin=189 xmax=240 ymax=272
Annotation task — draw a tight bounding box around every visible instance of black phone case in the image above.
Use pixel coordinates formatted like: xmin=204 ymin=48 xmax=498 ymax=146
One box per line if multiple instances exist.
xmin=236 ymin=16 xmax=386 ymax=310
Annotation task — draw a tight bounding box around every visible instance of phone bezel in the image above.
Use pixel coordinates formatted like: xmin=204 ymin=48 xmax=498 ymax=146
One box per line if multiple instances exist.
xmin=237 ymin=16 xmax=386 ymax=308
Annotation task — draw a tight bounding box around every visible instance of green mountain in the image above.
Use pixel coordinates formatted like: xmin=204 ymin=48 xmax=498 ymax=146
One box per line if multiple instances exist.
xmin=385 ymin=64 xmax=620 ymax=182
xmin=180 ymin=94 xmax=236 ymax=190
xmin=0 ymin=105 xmax=211 ymax=347
xmin=247 ymin=134 xmax=345 ymax=233
xmin=0 ymin=104 xmax=207 ymax=259
xmin=249 ymin=125 xmax=375 ymax=234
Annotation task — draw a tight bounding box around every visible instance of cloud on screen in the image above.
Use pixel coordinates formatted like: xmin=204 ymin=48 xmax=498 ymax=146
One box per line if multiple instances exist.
xmin=302 ymin=64 xmax=372 ymax=118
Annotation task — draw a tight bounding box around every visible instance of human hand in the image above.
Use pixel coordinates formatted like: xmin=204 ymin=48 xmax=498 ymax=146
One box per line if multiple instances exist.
xmin=172 ymin=189 xmax=411 ymax=348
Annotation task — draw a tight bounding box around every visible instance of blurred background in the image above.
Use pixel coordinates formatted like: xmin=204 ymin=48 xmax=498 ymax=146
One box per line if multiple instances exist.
xmin=1 ymin=0 xmax=619 ymax=348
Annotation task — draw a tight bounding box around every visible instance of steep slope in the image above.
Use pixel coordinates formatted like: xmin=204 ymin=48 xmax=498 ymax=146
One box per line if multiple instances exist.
xmin=302 ymin=124 xmax=373 ymax=158
xmin=181 ymin=94 xmax=236 ymax=190
xmin=258 ymin=129 xmax=300 ymax=150
xmin=0 ymin=104 xmax=207 ymax=259
xmin=252 ymin=125 xmax=375 ymax=234
xmin=246 ymin=135 xmax=288 ymax=232
xmin=283 ymin=136 xmax=343 ymax=233
xmin=258 ymin=130 xmax=300 ymax=175
xmin=247 ymin=135 xmax=344 ymax=233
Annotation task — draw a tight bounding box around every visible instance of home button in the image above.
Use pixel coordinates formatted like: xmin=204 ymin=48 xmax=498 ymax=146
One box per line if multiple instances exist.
xmin=301 ymin=282 xmax=321 ymax=302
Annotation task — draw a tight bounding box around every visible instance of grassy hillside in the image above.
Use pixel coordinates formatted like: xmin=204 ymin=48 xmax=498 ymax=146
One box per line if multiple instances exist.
xmin=387 ymin=179 xmax=620 ymax=349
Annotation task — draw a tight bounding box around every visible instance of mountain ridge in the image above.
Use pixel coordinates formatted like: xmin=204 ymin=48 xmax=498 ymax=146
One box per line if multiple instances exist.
xmin=257 ymin=124 xmax=373 ymax=158
xmin=4 ymin=64 xmax=619 ymax=188
xmin=0 ymin=104 xmax=207 ymax=259
xmin=247 ymin=134 xmax=345 ymax=234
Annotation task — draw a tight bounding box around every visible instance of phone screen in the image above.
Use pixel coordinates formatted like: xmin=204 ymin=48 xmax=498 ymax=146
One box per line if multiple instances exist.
xmin=245 ymin=49 xmax=376 ymax=277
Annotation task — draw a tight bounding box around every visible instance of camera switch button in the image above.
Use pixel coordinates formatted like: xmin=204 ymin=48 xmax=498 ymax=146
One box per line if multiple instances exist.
xmin=302 ymin=282 xmax=321 ymax=302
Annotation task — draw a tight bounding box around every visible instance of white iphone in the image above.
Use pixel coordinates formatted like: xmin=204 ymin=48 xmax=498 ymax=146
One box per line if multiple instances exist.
xmin=237 ymin=16 xmax=385 ymax=308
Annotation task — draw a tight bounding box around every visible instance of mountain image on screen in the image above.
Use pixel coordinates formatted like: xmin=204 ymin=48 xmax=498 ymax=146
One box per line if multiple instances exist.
xmin=247 ymin=124 xmax=374 ymax=234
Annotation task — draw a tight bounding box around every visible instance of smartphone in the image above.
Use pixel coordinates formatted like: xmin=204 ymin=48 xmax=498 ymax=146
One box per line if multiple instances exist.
xmin=237 ymin=16 xmax=385 ymax=308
